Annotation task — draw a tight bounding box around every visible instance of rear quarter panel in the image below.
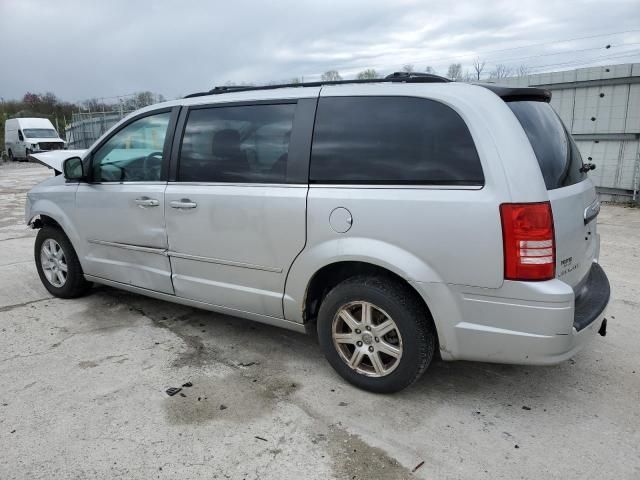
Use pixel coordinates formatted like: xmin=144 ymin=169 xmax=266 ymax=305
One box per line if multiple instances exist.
xmin=284 ymin=83 xmax=541 ymax=323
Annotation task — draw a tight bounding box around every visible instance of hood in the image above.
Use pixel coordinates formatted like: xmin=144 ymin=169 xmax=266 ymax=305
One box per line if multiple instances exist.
xmin=29 ymin=150 xmax=86 ymax=174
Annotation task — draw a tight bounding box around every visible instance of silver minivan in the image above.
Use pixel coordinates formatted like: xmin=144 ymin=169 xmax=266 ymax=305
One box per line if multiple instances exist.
xmin=26 ymin=73 xmax=610 ymax=392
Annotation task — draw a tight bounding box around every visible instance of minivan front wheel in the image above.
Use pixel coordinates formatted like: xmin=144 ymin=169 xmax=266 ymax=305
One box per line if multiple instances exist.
xmin=317 ymin=276 xmax=435 ymax=393
xmin=35 ymin=226 xmax=91 ymax=298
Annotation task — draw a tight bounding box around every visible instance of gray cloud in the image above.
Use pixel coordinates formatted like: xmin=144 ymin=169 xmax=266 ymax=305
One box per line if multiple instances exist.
xmin=0 ymin=0 xmax=638 ymax=101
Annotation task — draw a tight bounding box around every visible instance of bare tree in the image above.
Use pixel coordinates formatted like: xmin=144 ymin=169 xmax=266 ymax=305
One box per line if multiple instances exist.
xmin=490 ymin=64 xmax=513 ymax=79
xmin=356 ymin=69 xmax=378 ymax=80
xmin=446 ymin=63 xmax=463 ymax=81
xmin=516 ymin=64 xmax=530 ymax=78
xmin=402 ymin=64 xmax=415 ymax=73
xmin=472 ymin=58 xmax=486 ymax=80
xmin=424 ymin=66 xmax=436 ymax=74
xmin=461 ymin=70 xmax=475 ymax=83
xmin=321 ymin=70 xmax=342 ymax=81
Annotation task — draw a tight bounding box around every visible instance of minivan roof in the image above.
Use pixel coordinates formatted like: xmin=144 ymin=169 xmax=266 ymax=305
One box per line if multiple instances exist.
xmin=184 ymin=72 xmax=551 ymax=103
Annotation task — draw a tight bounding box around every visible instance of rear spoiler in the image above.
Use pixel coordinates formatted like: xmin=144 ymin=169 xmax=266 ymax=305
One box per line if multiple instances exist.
xmin=475 ymin=83 xmax=552 ymax=103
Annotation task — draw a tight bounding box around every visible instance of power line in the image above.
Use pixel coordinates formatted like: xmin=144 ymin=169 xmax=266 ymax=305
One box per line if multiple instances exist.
xmin=416 ymin=28 xmax=640 ymax=65
xmin=351 ymin=29 xmax=640 ymax=76
xmin=527 ymin=49 xmax=640 ymax=72
xmin=475 ymin=42 xmax=640 ymax=66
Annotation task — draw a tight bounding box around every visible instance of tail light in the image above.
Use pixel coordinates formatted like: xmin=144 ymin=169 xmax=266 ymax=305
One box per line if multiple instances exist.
xmin=500 ymin=202 xmax=555 ymax=281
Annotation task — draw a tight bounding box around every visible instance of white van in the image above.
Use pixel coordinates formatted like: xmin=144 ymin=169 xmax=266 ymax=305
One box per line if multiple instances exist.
xmin=4 ymin=118 xmax=65 ymax=161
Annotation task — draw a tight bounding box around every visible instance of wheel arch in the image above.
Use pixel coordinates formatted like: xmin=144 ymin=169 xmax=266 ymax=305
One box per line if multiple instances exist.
xmin=297 ymin=259 xmax=442 ymax=357
xmin=284 ymin=238 xmax=444 ymax=319
xmin=27 ymin=201 xmax=83 ymax=261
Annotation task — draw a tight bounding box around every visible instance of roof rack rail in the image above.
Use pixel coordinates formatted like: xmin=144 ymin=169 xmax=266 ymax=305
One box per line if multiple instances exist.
xmin=184 ymin=72 xmax=451 ymax=98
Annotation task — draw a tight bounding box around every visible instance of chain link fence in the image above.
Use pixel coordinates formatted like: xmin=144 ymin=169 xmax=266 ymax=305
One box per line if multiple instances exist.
xmin=65 ymin=110 xmax=134 ymax=149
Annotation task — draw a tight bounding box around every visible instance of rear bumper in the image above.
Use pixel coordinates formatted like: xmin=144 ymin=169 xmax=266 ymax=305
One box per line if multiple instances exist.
xmin=574 ymin=263 xmax=610 ymax=331
xmin=451 ymin=309 xmax=607 ymax=365
xmin=413 ymin=262 xmax=610 ymax=365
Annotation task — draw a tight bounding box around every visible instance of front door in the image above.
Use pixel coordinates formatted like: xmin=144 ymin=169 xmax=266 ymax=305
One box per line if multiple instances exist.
xmin=75 ymin=109 xmax=177 ymax=294
xmin=164 ymin=100 xmax=314 ymax=318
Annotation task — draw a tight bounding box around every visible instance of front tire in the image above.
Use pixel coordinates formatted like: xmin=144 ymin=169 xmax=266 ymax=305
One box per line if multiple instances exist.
xmin=317 ymin=275 xmax=435 ymax=393
xmin=35 ymin=226 xmax=91 ymax=298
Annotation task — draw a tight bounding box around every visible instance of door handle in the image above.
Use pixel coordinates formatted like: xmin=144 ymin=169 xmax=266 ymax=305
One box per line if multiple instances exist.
xmin=169 ymin=199 xmax=197 ymax=209
xmin=135 ymin=197 xmax=160 ymax=207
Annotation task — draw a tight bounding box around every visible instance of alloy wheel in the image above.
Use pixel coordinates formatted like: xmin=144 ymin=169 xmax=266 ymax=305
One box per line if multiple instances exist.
xmin=40 ymin=238 xmax=68 ymax=287
xmin=331 ymin=301 xmax=403 ymax=377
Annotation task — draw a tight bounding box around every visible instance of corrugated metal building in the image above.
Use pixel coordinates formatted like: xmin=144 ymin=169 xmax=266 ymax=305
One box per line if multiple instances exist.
xmin=501 ymin=63 xmax=640 ymax=202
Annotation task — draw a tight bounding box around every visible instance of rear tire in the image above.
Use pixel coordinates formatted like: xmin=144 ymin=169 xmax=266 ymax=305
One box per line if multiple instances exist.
xmin=317 ymin=275 xmax=435 ymax=393
xmin=35 ymin=226 xmax=91 ymax=298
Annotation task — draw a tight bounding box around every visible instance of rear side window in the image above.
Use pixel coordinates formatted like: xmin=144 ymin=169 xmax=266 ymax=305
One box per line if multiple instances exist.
xmin=310 ymin=96 xmax=484 ymax=185
xmin=508 ymin=101 xmax=586 ymax=190
xmin=178 ymin=103 xmax=295 ymax=183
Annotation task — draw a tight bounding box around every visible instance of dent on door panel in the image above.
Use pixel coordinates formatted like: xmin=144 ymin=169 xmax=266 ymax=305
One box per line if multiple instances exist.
xmin=75 ymin=183 xmax=174 ymax=294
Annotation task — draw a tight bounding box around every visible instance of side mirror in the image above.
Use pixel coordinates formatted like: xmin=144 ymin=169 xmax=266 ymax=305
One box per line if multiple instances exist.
xmin=62 ymin=157 xmax=85 ymax=181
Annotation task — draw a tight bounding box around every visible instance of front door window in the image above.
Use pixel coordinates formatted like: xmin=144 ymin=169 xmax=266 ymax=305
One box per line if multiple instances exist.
xmin=91 ymin=112 xmax=170 ymax=182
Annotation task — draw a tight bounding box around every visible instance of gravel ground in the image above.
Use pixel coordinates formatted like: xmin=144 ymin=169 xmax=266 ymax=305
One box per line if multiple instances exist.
xmin=0 ymin=163 xmax=639 ymax=479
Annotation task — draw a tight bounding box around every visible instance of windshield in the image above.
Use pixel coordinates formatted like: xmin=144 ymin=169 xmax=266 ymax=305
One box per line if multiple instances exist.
xmin=508 ymin=101 xmax=586 ymax=190
xmin=23 ymin=128 xmax=59 ymax=139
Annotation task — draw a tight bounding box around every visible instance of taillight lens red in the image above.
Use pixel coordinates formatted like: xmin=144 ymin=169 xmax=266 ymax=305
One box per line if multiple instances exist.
xmin=500 ymin=202 xmax=555 ymax=281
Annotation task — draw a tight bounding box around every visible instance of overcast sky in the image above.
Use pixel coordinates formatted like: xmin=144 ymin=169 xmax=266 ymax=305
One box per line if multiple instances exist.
xmin=1 ymin=0 xmax=639 ymax=102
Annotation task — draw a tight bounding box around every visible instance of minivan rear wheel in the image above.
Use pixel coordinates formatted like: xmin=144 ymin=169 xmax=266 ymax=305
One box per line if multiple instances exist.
xmin=35 ymin=226 xmax=91 ymax=298
xmin=317 ymin=275 xmax=435 ymax=393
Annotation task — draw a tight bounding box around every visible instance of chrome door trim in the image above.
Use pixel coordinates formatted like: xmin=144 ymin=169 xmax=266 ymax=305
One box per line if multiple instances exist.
xmin=88 ymin=181 xmax=167 ymax=186
xmin=166 ymin=182 xmax=308 ymax=188
xmin=167 ymin=251 xmax=283 ymax=273
xmin=309 ymin=184 xmax=483 ymax=190
xmin=87 ymin=239 xmax=167 ymax=255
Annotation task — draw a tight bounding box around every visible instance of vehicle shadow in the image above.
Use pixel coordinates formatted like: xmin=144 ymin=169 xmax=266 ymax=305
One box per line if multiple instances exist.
xmin=93 ymin=285 xmax=580 ymax=405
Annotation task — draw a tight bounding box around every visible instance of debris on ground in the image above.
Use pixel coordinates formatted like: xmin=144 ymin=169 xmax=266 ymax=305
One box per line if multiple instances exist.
xmin=165 ymin=387 xmax=182 ymax=396
xmin=412 ymin=461 xmax=425 ymax=473
xmin=179 ymin=393 xmax=187 ymax=397
xmin=219 ymin=404 xmax=228 ymax=410
xmin=239 ymin=361 xmax=258 ymax=367
xmin=338 ymin=401 xmax=348 ymax=406
xmin=522 ymin=406 xmax=532 ymax=411
xmin=515 ymin=444 xmax=520 ymax=449
xmin=255 ymin=436 xmax=268 ymax=442
xmin=182 ymin=382 xmax=193 ymax=388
